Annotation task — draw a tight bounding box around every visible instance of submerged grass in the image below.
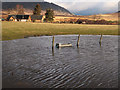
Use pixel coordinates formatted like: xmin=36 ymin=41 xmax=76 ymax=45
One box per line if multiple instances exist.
xmin=2 ymin=21 xmax=118 ymax=41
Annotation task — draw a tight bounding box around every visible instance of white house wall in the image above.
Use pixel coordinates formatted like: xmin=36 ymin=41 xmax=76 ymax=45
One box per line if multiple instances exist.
xmin=21 ymin=19 xmax=27 ymax=22
xmin=15 ymin=19 xmax=17 ymax=21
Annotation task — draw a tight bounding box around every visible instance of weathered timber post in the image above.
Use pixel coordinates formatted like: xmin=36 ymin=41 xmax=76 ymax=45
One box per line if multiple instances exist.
xmin=99 ymin=34 xmax=103 ymax=46
xmin=52 ymin=36 xmax=55 ymax=56
xmin=52 ymin=36 xmax=55 ymax=48
xmin=77 ymin=34 xmax=80 ymax=47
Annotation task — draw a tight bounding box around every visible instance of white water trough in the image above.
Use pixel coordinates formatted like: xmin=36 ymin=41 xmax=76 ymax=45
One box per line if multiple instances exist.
xmin=56 ymin=43 xmax=72 ymax=48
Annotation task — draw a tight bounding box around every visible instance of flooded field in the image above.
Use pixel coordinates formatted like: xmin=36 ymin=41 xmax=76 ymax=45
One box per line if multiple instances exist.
xmin=2 ymin=35 xmax=118 ymax=88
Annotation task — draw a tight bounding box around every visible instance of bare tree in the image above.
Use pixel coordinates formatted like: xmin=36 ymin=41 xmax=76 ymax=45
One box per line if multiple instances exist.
xmin=8 ymin=8 xmax=11 ymax=14
xmin=16 ymin=4 xmax=20 ymax=12
xmin=16 ymin=4 xmax=25 ymax=15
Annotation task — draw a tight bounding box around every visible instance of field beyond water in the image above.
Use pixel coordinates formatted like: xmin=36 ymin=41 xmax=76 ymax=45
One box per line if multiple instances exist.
xmin=2 ymin=21 xmax=119 ymax=41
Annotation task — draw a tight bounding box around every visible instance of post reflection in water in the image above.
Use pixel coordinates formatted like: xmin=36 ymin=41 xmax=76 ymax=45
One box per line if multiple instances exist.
xmin=77 ymin=45 xmax=80 ymax=54
xmin=52 ymin=47 xmax=54 ymax=56
xmin=99 ymin=41 xmax=102 ymax=47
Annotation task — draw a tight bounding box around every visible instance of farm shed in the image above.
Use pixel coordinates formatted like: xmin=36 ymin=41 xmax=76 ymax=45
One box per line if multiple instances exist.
xmin=31 ymin=15 xmax=44 ymax=22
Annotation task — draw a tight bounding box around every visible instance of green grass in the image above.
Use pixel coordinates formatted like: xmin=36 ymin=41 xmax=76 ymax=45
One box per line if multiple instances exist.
xmin=2 ymin=21 xmax=119 ymax=41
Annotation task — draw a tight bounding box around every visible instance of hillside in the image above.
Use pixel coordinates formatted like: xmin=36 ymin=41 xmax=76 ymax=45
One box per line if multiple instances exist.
xmin=2 ymin=2 xmax=72 ymax=19
xmin=79 ymin=12 xmax=118 ymax=21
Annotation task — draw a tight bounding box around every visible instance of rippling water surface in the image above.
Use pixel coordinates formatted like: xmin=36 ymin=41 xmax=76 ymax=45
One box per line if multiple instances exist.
xmin=2 ymin=35 xmax=118 ymax=88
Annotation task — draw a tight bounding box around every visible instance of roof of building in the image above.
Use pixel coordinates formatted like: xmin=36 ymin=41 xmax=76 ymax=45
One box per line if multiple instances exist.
xmin=31 ymin=15 xmax=43 ymax=20
xmin=16 ymin=15 xmax=30 ymax=19
xmin=7 ymin=15 xmax=30 ymax=20
xmin=7 ymin=15 xmax=44 ymax=20
xmin=7 ymin=15 xmax=16 ymax=20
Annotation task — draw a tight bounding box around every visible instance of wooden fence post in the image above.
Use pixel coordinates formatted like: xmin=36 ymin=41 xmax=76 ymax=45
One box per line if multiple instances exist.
xmin=77 ymin=34 xmax=80 ymax=47
xmin=52 ymin=36 xmax=55 ymax=56
xmin=52 ymin=36 xmax=55 ymax=48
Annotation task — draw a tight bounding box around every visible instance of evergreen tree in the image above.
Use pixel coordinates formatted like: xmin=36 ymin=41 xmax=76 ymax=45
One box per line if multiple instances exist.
xmin=44 ymin=9 xmax=54 ymax=22
xmin=33 ymin=4 xmax=41 ymax=15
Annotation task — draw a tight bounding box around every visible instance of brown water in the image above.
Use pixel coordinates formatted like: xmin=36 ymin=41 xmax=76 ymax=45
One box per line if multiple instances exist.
xmin=2 ymin=35 xmax=118 ymax=88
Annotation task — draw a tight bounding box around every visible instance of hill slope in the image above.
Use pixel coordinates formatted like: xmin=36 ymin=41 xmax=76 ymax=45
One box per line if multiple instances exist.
xmin=2 ymin=2 xmax=72 ymax=16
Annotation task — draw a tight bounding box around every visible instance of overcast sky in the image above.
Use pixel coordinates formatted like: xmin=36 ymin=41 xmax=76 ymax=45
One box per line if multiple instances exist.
xmin=45 ymin=0 xmax=119 ymax=15
xmin=1 ymin=0 xmax=119 ymax=15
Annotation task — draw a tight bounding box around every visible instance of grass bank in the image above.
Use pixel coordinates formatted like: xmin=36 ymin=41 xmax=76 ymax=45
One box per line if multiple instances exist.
xmin=2 ymin=21 xmax=118 ymax=41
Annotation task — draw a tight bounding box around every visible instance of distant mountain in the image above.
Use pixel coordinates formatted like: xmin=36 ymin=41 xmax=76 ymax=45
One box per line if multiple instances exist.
xmin=2 ymin=2 xmax=72 ymax=15
xmin=73 ymin=8 xmax=118 ymax=16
